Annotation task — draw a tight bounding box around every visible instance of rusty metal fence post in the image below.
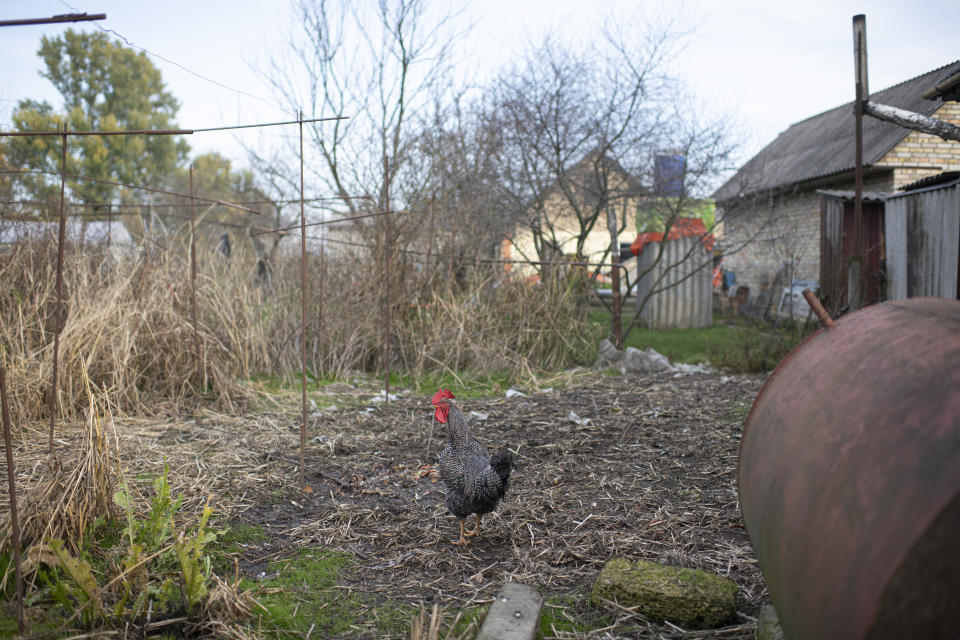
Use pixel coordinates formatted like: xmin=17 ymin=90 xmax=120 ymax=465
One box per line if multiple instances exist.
xmin=298 ymin=112 xmax=308 ymax=488
xmin=49 ymin=122 xmax=68 ymax=457
xmin=189 ymin=166 xmax=202 ymax=389
xmin=383 ymin=156 xmax=392 ymax=405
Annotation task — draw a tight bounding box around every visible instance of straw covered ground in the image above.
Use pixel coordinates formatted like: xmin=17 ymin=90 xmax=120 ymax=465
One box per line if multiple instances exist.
xmin=2 ymin=369 xmax=768 ymax=639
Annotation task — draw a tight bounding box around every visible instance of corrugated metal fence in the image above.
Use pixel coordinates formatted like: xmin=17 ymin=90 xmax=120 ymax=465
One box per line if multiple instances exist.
xmin=634 ymin=236 xmax=713 ymax=329
xmin=885 ymin=177 xmax=960 ymax=299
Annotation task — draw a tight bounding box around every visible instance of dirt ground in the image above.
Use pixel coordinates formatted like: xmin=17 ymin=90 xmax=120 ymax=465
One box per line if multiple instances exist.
xmin=5 ymin=369 xmax=769 ymax=638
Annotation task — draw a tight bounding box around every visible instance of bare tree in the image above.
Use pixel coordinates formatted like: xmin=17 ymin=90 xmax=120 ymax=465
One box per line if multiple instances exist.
xmin=254 ymin=0 xmax=465 ymax=221
xmin=488 ymin=20 xmax=746 ymax=336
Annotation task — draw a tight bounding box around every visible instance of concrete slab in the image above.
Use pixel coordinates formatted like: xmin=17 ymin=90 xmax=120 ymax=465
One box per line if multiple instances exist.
xmin=477 ymin=582 xmax=543 ymax=640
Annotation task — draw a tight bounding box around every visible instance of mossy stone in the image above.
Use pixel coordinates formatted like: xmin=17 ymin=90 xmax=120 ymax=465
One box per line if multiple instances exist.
xmin=590 ymin=558 xmax=737 ymax=629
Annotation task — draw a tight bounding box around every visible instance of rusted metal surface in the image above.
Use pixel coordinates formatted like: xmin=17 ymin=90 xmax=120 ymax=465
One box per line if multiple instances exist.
xmin=800 ymin=288 xmax=834 ymax=329
xmin=739 ymin=297 xmax=960 ymax=639
xmin=1 ymin=366 xmax=26 ymax=634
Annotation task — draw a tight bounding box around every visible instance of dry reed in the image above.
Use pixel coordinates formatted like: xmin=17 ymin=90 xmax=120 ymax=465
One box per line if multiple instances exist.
xmin=0 ymin=362 xmax=117 ymax=562
xmin=1 ymin=234 xmax=596 ymax=424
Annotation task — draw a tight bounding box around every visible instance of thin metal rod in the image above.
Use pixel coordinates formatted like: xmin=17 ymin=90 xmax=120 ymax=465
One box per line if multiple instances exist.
xmin=477 ymin=257 xmax=632 ymax=273
xmin=0 ymin=12 xmax=105 ymax=27
xmin=298 ymin=112 xmax=307 ymax=488
xmin=0 ymin=116 xmax=347 ymax=138
xmin=0 ymin=169 xmax=258 ymax=214
xmin=0 ymin=128 xmax=190 ymax=137
xmin=191 ymin=115 xmax=347 ymax=133
xmin=383 ymin=156 xmax=392 ymax=405
xmin=189 ymin=167 xmax=202 ymax=390
xmin=0 ymin=194 xmax=369 ymax=208
xmin=249 ymin=208 xmax=400 ymax=236
xmin=49 ymin=124 xmax=68 ymax=457
xmin=0 ymin=366 xmax=26 ymax=635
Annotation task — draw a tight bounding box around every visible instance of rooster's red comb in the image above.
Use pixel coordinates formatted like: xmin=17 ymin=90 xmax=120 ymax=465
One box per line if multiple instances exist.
xmin=432 ymin=388 xmax=455 ymax=405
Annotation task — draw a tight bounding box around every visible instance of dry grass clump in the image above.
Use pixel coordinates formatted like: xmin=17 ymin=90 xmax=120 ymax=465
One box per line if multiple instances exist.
xmin=0 ymin=233 xmax=597 ymax=422
xmin=0 ymin=366 xmax=117 ymax=560
xmin=397 ymin=273 xmax=595 ymax=382
xmin=0 ymin=239 xmax=253 ymax=424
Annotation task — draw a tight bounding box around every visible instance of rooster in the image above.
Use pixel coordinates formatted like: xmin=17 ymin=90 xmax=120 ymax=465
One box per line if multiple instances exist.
xmin=432 ymin=389 xmax=513 ymax=546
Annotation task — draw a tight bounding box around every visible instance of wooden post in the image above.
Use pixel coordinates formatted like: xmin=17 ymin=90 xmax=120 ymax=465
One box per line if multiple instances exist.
xmin=850 ymin=14 xmax=868 ymax=311
xmin=606 ymin=204 xmax=623 ymax=348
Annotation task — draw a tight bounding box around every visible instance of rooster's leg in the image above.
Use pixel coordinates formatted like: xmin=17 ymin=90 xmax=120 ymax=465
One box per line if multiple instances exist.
xmin=465 ymin=513 xmax=482 ymax=537
xmin=451 ymin=519 xmax=470 ymax=546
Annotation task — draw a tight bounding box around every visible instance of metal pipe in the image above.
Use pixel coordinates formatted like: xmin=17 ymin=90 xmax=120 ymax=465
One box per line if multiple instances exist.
xmin=49 ymin=124 xmax=68 ymax=457
xmin=0 ymin=169 xmax=259 ymax=214
xmin=0 ymin=12 xmax=105 ymax=27
xmin=249 ymin=208 xmax=400 ymax=236
xmin=0 ymin=366 xmax=26 ymax=635
xmin=383 ymin=156 xmax=392 ymax=405
xmin=802 ymin=288 xmax=835 ymax=329
xmin=189 ymin=167 xmax=202 ymax=389
xmin=298 ymin=112 xmax=307 ymax=488
xmin=850 ymin=14 xmax=869 ymax=311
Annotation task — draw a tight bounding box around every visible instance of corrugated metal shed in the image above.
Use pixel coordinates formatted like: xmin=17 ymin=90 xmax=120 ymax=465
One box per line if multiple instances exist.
xmin=885 ymin=176 xmax=960 ymax=299
xmin=819 ymin=191 xmax=888 ymax=313
xmin=634 ymin=236 xmax=713 ymax=329
xmin=714 ymin=62 xmax=957 ymax=202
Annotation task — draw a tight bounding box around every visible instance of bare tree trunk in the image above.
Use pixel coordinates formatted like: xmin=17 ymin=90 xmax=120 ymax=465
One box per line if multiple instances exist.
xmin=863 ymin=101 xmax=960 ymax=143
xmin=606 ymin=205 xmax=623 ymax=348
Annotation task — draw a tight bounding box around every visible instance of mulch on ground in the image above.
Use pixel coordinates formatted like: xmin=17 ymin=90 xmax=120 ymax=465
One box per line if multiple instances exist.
xmin=2 ymin=369 xmax=768 ymax=638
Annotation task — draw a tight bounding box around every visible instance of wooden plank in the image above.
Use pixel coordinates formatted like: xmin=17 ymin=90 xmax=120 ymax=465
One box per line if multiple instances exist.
xmin=477 ymin=583 xmax=543 ymax=640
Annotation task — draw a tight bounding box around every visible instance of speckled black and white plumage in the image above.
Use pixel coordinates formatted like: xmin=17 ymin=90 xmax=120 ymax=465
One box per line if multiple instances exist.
xmin=438 ymin=402 xmax=512 ymax=520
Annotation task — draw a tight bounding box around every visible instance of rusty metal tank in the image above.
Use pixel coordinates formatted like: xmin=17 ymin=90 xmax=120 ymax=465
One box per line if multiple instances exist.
xmin=738 ymin=297 xmax=960 ymax=640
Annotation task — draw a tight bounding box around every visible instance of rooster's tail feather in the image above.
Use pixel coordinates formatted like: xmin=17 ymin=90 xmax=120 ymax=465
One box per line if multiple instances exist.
xmin=489 ymin=447 xmax=513 ymax=483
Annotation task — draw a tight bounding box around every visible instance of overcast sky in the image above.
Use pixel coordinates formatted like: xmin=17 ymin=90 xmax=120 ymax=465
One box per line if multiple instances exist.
xmin=2 ymin=0 xmax=958 ymax=176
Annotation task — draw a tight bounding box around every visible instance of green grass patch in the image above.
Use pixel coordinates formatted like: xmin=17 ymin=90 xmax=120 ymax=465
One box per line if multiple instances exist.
xmin=539 ymin=596 xmax=611 ymax=637
xmin=244 ymin=549 xmax=411 ymax=637
xmin=389 ymin=369 xmax=516 ymax=398
xmin=587 ymin=308 xmax=813 ymax=373
xmin=209 ymin=523 xmax=268 ymax=575
xmin=587 ymin=308 xmax=744 ymax=364
xmin=249 ymin=372 xmax=340 ymax=394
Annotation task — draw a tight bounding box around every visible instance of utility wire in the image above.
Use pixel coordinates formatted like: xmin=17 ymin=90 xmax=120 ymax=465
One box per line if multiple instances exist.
xmin=58 ymin=0 xmax=289 ymax=114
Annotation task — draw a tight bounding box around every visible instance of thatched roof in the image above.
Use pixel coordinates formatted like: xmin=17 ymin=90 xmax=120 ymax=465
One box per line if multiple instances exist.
xmin=714 ymin=61 xmax=959 ymax=202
